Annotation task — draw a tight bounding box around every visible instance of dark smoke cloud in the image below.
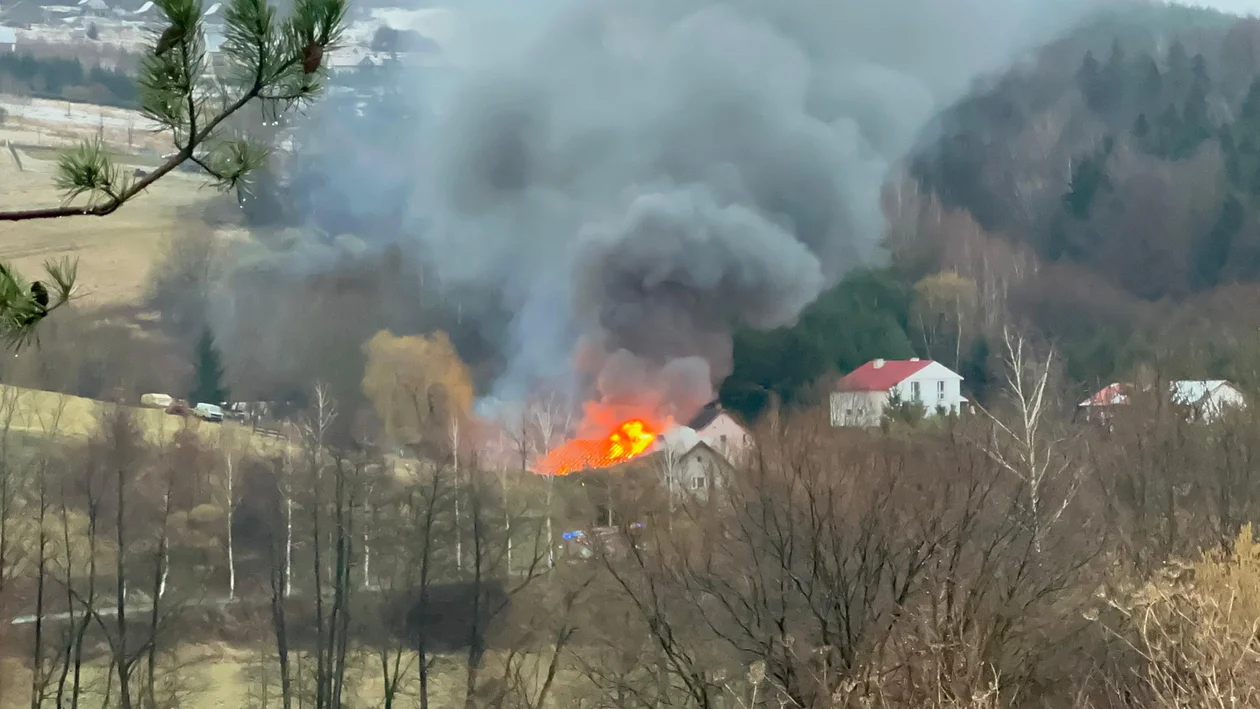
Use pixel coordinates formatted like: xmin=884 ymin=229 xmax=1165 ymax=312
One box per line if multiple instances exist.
xmin=259 ymin=0 xmax=1105 ymax=418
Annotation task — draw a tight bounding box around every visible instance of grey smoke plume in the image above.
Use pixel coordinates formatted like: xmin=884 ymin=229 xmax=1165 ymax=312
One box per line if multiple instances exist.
xmin=269 ymin=0 xmax=1104 ymax=419
xmin=402 ymin=0 xmax=1102 ymax=419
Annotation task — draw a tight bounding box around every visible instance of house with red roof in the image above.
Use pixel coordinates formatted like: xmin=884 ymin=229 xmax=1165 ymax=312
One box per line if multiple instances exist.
xmin=830 ymin=358 xmax=965 ymax=427
xmin=1078 ymin=379 xmax=1246 ymax=422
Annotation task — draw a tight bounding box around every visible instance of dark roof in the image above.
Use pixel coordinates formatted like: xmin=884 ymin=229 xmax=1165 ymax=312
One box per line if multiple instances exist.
xmin=686 ymin=401 xmax=722 ymax=430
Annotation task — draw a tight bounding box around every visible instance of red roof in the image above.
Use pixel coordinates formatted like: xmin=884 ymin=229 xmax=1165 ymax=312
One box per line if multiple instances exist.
xmin=836 ymin=359 xmax=933 ymax=392
xmin=1080 ymin=382 xmax=1131 ymax=407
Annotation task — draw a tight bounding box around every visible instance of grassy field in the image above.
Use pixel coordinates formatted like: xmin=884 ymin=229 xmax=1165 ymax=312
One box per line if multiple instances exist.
xmin=0 ymin=143 xmax=219 ymax=308
xmin=0 ymin=643 xmax=519 ymax=709
xmin=0 ymin=382 xmax=294 ymax=455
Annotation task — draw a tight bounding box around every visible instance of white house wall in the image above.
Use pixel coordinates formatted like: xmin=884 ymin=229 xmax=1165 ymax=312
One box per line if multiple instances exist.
xmin=1202 ymin=384 xmax=1248 ymax=420
xmin=830 ymin=391 xmax=888 ymax=427
xmin=697 ymin=413 xmax=752 ymax=461
xmin=892 ymin=362 xmax=964 ymax=414
xmin=659 ymin=446 xmax=726 ymax=501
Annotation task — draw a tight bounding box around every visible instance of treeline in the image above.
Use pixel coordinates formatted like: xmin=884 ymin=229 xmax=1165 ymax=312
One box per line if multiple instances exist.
xmin=8 ymin=334 xmax=1260 ymax=707
xmin=0 ymin=384 xmax=571 ymax=709
xmin=720 ymin=7 xmax=1260 ymax=421
xmin=0 ymin=52 xmax=136 ymax=108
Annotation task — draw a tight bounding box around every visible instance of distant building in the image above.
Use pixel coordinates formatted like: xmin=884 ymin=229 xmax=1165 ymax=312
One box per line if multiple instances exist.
xmin=606 ymin=436 xmax=733 ymax=501
xmin=682 ymin=401 xmax=752 ymax=462
xmin=1079 ymin=379 xmax=1246 ymax=422
xmin=0 ymin=26 xmax=16 ymax=51
xmin=203 ymin=2 xmax=224 ymax=28
xmin=79 ymin=0 xmax=109 ymax=18
xmin=830 ymin=358 xmax=965 ymax=427
xmin=657 ymin=440 xmax=730 ymax=499
xmin=40 ymin=5 xmax=79 ymax=24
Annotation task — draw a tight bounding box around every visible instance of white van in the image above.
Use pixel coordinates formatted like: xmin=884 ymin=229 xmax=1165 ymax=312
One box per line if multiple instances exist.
xmin=194 ymin=403 xmax=224 ymax=423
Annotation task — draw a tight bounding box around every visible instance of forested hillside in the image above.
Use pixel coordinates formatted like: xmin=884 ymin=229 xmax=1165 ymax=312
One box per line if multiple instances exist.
xmin=721 ymin=4 xmax=1260 ymax=421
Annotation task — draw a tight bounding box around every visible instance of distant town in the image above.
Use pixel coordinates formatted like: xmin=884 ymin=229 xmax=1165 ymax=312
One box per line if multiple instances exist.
xmin=0 ymin=0 xmax=454 ymax=96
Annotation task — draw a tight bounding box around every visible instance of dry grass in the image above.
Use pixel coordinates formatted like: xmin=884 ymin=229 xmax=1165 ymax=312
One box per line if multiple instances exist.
xmin=1083 ymin=525 xmax=1260 ymax=709
xmin=0 ymin=92 xmax=225 ymax=311
xmin=0 ymin=145 xmax=219 ymax=308
xmin=0 ymin=644 xmax=509 ymax=709
xmin=0 ymin=382 xmax=293 ymax=455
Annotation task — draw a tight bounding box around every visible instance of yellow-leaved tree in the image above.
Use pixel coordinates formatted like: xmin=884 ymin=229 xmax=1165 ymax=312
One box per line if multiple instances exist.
xmin=912 ymin=270 xmax=979 ymax=370
xmin=361 ymin=330 xmax=474 ymax=449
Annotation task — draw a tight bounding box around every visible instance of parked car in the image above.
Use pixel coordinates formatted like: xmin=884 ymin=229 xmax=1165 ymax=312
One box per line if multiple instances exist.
xmin=194 ymin=403 xmax=224 ymax=423
xmin=165 ymin=399 xmax=192 ymax=417
xmin=140 ymin=393 xmax=173 ymax=409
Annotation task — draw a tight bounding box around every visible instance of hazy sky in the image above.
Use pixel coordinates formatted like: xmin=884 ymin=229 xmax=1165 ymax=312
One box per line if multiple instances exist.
xmin=1192 ymin=0 xmax=1260 ymax=15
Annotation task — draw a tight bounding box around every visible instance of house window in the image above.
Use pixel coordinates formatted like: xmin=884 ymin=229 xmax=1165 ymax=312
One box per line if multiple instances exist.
xmin=937 ymin=380 xmax=945 ymax=398
xmin=911 ymin=381 xmax=921 ymax=399
xmin=690 ymin=476 xmax=706 ymax=490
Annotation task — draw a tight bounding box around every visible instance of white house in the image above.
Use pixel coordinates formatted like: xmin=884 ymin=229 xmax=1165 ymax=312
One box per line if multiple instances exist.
xmin=830 ymin=358 xmax=965 ymax=427
xmin=682 ymin=402 xmax=751 ymax=462
xmin=1079 ymin=379 xmax=1246 ymax=422
xmin=653 ymin=433 xmax=731 ymax=500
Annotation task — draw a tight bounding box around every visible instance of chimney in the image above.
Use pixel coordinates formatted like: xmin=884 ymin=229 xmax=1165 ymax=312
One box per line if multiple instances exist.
xmin=873 ymin=359 xmax=886 ymax=369
xmin=910 ymin=357 xmax=919 ymax=362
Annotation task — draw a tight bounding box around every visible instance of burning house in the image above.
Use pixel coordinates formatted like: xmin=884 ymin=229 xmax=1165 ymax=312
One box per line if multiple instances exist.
xmin=530 ymin=400 xmax=746 ymax=507
xmin=534 ymin=416 xmax=667 ymax=476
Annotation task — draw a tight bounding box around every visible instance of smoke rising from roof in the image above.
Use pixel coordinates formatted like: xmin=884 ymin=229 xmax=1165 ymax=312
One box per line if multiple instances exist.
xmin=271 ymin=0 xmax=1103 ymax=419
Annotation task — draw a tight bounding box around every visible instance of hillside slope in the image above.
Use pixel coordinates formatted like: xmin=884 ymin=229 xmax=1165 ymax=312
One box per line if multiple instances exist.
xmin=912 ymin=5 xmax=1259 ymax=296
xmin=0 ymin=382 xmax=294 ymax=455
xmin=720 ymin=4 xmax=1260 ymax=419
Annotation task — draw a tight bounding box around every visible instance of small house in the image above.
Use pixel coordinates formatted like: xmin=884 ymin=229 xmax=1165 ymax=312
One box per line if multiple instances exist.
xmin=682 ymin=401 xmax=751 ymax=461
xmin=1079 ymin=379 xmax=1246 ymax=422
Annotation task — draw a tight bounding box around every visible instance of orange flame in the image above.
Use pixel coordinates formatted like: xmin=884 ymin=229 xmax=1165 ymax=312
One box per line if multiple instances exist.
xmin=535 ymin=418 xmax=659 ymax=476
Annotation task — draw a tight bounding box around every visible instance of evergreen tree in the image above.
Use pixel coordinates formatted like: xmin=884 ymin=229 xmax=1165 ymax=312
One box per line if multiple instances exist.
xmin=190 ymin=328 xmax=229 ymax=405
xmin=1095 ymin=40 xmax=1127 ymax=112
xmin=1166 ymin=39 xmax=1193 ymax=99
xmin=1088 ymin=39 xmax=1128 ymax=112
xmin=1168 ymin=39 xmax=1190 ymax=77
xmin=1222 ymin=129 xmax=1240 ymax=184
xmin=1243 ymin=78 xmax=1260 ymax=125
xmin=1132 ymin=112 xmax=1150 ymax=140
xmin=1106 ymin=39 xmax=1125 ymax=72
xmin=1191 ymin=53 xmax=1209 ymax=86
xmin=1177 ymin=81 xmax=1212 ymax=158
xmin=1153 ymin=103 xmax=1183 ymax=157
xmin=1224 ymin=78 xmax=1260 ymax=194
xmin=1077 ymin=50 xmax=1104 ymax=110
xmin=1138 ymin=54 xmax=1163 ymax=103
xmin=1193 ymin=193 xmax=1244 ymax=290
xmin=960 ymin=336 xmax=992 ymax=404
xmin=1063 ymin=137 xmax=1114 ymax=220
xmin=721 ymin=268 xmax=916 ymax=421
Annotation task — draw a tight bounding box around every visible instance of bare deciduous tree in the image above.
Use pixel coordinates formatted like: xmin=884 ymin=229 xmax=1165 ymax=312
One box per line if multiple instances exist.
xmin=978 ymin=328 xmax=1082 ymax=551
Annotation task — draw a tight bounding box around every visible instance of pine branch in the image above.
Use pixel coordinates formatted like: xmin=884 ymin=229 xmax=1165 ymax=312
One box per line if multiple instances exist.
xmin=0 ymin=0 xmax=346 ymax=346
xmin=0 ymin=0 xmax=345 ymax=223
xmin=0 ymin=257 xmax=78 ymax=350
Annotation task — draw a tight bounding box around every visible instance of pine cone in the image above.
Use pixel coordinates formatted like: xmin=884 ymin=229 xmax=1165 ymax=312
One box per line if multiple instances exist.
xmin=302 ymin=41 xmax=324 ymax=74
xmin=155 ymin=25 xmax=184 ymax=57
xmin=30 ymin=281 xmax=48 ymax=309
